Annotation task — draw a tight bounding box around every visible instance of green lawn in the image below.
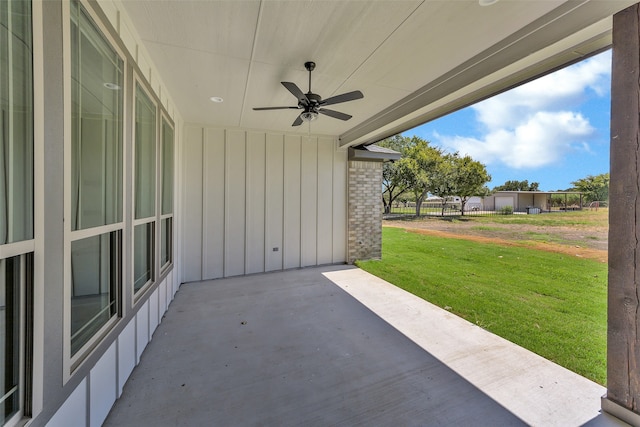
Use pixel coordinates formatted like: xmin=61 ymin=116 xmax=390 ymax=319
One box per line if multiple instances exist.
xmin=355 ymin=227 xmax=608 ymax=385
xmin=470 ymin=209 xmax=608 ymax=228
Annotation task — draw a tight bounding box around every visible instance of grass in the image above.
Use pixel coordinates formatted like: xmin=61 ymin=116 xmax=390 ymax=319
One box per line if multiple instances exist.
xmin=471 ymin=209 xmax=608 ymax=228
xmin=390 ymin=208 xmax=608 ymax=228
xmin=522 ymin=231 xmax=564 ymax=244
xmin=356 ymin=227 xmax=608 ymax=385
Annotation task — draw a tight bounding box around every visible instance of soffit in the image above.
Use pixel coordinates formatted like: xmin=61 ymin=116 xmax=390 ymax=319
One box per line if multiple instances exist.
xmin=119 ymin=0 xmax=637 ymax=145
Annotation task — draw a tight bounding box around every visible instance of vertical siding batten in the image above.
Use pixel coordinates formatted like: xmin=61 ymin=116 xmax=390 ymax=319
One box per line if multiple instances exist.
xmin=283 ymin=135 xmax=302 ymax=269
xmin=203 ymin=128 xmax=225 ymax=280
xmin=300 ymin=137 xmax=318 ymax=267
xmin=245 ymin=132 xmax=266 ymax=274
xmin=265 ymin=134 xmax=284 ymax=272
xmin=181 ymin=126 xmax=204 ymax=282
xmin=224 ymin=130 xmax=246 ymax=277
xmin=333 ymin=147 xmax=347 ymax=263
xmin=200 ymin=128 xmax=205 ymax=280
xmin=317 ymin=138 xmax=334 ymax=265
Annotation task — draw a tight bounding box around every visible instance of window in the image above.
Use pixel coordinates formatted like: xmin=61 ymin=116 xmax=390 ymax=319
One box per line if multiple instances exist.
xmin=0 ymin=0 xmax=33 ymax=244
xmin=134 ymin=84 xmax=155 ymax=220
xmin=160 ymin=118 xmax=173 ymax=270
xmin=0 ymin=1 xmax=33 ymax=424
xmin=133 ymin=84 xmax=156 ymax=296
xmin=161 ymin=119 xmax=173 ymax=216
xmin=69 ymin=0 xmax=123 ymax=358
xmin=0 ymin=256 xmax=29 ymax=425
xmin=133 ymin=222 xmax=153 ymax=293
xmin=70 ymin=233 xmax=119 ymax=355
xmin=160 ymin=217 xmax=171 ymax=268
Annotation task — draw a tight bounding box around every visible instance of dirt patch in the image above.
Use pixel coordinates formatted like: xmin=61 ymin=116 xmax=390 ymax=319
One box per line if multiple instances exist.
xmin=384 ymin=218 xmax=608 ymax=263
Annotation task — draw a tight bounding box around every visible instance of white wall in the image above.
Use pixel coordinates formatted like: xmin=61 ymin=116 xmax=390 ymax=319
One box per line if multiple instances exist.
xmin=182 ymin=126 xmax=347 ymax=282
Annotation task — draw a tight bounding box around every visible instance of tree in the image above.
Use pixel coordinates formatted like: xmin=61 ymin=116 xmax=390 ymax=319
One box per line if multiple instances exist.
xmin=378 ymin=135 xmax=413 ymax=213
xmin=400 ymin=138 xmax=443 ymax=216
xmin=493 ymin=180 xmax=539 ymax=191
xmin=387 ymin=137 xmax=490 ymax=217
xmin=423 ymin=153 xmax=490 ymax=216
xmin=425 ymin=153 xmax=458 ymax=216
xmin=570 ymin=173 xmax=609 ymax=203
xmin=449 ymin=154 xmax=491 ymax=216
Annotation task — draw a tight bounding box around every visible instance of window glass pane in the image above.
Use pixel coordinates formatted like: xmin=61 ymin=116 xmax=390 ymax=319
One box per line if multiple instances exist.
xmin=71 ymin=232 xmax=119 ymax=355
xmin=161 ymin=119 xmax=173 ymax=215
xmin=0 ymin=0 xmax=33 ymax=244
xmin=134 ymin=222 xmax=153 ymax=294
xmin=0 ymin=256 xmax=20 ymax=423
xmin=160 ymin=217 xmax=171 ymax=267
xmin=134 ymin=84 xmax=155 ymax=219
xmin=71 ymin=1 xmax=123 ymax=230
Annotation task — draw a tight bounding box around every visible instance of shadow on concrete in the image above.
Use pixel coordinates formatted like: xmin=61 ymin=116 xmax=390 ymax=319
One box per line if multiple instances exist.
xmin=581 ymin=413 xmax=631 ymax=427
xmin=104 ymin=265 xmax=534 ymax=426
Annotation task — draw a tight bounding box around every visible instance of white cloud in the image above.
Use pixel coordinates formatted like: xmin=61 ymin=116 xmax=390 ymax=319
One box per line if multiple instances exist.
xmin=440 ymin=111 xmax=594 ymax=169
xmin=474 ymin=51 xmax=610 ymax=129
xmin=435 ymin=51 xmax=610 ymax=169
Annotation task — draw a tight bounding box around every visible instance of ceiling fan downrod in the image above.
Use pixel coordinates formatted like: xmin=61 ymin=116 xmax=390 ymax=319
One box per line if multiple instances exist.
xmin=305 ymin=61 xmax=315 ymax=93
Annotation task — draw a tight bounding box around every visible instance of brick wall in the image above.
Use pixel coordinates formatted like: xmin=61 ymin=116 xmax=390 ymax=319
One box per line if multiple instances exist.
xmin=348 ymin=160 xmax=382 ymax=263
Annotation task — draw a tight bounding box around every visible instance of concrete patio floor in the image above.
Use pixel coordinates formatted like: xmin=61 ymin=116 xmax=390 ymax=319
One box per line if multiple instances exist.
xmin=104 ymin=265 xmax=628 ymax=427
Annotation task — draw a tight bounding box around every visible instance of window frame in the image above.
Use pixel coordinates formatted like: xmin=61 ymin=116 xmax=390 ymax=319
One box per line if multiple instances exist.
xmin=159 ymin=114 xmax=174 ymax=274
xmin=0 ymin=0 xmax=37 ymax=425
xmin=0 ymin=254 xmax=30 ymax=427
xmin=0 ymin=0 xmax=35 ymax=247
xmin=63 ymin=0 xmax=128 ymax=376
xmin=132 ymin=78 xmax=157 ymax=301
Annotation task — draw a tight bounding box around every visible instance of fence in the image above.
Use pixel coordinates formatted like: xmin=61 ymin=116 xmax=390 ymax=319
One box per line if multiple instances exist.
xmin=383 ymin=202 xmax=581 ymax=217
xmin=385 ymin=202 xmax=506 ymax=217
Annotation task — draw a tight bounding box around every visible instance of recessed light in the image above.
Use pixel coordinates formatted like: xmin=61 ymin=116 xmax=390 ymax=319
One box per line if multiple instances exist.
xmin=479 ymin=0 xmax=499 ymax=5
xmin=210 ymin=96 xmax=224 ymax=103
xmin=103 ymin=82 xmax=121 ymax=90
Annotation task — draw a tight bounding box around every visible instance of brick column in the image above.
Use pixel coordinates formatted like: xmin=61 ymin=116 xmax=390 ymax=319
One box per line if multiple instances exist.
xmin=347 ymin=160 xmax=382 ymax=263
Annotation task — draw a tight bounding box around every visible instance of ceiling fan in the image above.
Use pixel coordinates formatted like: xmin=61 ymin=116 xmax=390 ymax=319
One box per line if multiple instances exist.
xmin=253 ymin=61 xmax=364 ymax=127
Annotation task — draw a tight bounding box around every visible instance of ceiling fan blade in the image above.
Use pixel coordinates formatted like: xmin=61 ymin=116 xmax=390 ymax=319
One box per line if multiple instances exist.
xmin=292 ymin=114 xmax=304 ymax=126
xmin=320 ymin=90 xmax=363 ymax=106
xmin=319 ymin=108 xmax=352 ymax=121
xmin=281 ymin=82 xmax=308 ymax=104
xmin=253 ymin=106 xmax=299 ymax=111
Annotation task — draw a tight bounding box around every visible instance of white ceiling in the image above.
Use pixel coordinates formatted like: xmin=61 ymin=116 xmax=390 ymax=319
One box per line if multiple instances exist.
xmin=121 ymin=0 xmax=637 ymax=147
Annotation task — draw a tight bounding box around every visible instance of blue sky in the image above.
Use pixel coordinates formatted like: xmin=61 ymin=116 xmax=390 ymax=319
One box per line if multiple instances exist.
xmin=403 ymin=50 xmax=612 ymax=191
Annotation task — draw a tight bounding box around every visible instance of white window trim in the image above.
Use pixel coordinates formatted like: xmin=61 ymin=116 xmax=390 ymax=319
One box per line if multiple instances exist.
xmin=0 ymin=241 xmax=34 ymax=261
xmin=62 ymin=0 xmax=129 ymax=381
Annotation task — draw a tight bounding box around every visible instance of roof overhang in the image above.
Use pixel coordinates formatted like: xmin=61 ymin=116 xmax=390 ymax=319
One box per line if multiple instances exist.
xmin=348 ymin=144 xmax=402 ymax=162
xmin=118 ymin=0 xmax=637 ymax=144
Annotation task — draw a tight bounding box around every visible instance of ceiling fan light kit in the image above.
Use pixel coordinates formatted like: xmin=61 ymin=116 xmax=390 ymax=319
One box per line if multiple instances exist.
xmin=253 ymin=61 xmax=364 ymax=127
xmin=300 ymin=111 xmax=318 ymax=122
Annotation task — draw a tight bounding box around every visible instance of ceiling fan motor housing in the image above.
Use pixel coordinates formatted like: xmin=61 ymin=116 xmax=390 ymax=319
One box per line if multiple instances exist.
xmin=303 ymin=92 xmax=322 ymax=110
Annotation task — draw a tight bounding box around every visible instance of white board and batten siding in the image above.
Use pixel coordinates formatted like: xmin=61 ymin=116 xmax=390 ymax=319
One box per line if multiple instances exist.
xmin=182 ymin=126 xmax=348 ymax=282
